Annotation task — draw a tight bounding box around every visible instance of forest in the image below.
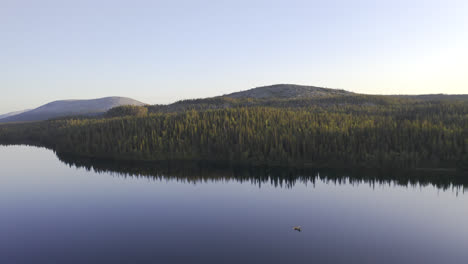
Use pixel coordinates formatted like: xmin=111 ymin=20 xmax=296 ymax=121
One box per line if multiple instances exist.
xmin=1 ymin=96 xmax=468 ymax=170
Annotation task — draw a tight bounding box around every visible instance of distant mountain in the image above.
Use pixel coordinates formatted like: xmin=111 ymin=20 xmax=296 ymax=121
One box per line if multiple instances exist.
xmin=0 ymin=97 xmax=145 ymax=123
xmin=223 ymin=84 xmax=352 ymax=99
xmin=0 ymin=109 xmax=31 ymax=120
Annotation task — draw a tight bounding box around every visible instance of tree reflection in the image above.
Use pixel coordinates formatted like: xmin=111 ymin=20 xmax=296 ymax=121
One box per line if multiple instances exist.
xmin=56 ymin=152 xmax=468 ymax=192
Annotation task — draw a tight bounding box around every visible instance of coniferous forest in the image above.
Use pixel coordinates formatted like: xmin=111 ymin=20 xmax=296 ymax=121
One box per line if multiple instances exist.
xmin=1 ymin=95 xmax=468 ymax=170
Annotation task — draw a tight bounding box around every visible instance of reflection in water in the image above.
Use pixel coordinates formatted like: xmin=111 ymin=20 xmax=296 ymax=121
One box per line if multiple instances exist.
xmin=57 ymin=152 xmax=468 ymax=192
xmin=2 ymin=146 xmax=468 ymax=264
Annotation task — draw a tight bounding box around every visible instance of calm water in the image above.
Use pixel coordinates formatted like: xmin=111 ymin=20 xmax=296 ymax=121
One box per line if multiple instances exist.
xmin=1 ymin=145 xmax=468 ymax=264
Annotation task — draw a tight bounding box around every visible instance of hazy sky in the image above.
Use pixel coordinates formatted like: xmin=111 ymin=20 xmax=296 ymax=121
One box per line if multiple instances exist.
xmin=1 ymin=0 xmax=467 ymax=113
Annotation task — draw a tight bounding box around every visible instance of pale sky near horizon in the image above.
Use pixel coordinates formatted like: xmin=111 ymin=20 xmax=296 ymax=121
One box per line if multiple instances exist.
xmin=1 ymin=0 xmax=467 ymax=113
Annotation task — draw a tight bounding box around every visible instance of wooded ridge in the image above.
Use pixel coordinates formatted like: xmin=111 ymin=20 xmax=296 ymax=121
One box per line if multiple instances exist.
xmin=1 ymin=89 xmax=467 ymax=170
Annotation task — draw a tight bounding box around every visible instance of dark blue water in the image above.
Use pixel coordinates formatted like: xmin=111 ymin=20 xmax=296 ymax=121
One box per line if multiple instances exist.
xmin=1 ymin=145 xmax=467 ymax=264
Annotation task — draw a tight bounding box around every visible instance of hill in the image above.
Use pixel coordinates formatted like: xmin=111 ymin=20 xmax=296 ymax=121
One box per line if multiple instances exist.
xmin=2 ymin=84 xmax=468 ymax=121
xmin=1 ymin=84 xmax=468 ymax=170
xmin=223 ymin=84 xmax=352 ymax=99
xmin=147 ymin=84 xmax=361 ymax=113
xmin=146 ymin=85 xmax=468 ymax=114
xmin=0 ymin=97 xmax=145 ymax=123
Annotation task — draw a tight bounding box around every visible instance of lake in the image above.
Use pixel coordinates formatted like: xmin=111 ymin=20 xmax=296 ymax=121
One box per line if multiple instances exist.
xmin=1 ymin=145 xmax=467 ymax=264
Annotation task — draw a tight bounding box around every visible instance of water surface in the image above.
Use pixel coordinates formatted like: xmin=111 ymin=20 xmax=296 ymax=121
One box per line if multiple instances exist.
xmin=1 ymin=145 xmax=467 ymax=264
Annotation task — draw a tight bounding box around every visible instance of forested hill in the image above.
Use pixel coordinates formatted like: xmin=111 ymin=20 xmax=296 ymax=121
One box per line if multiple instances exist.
xmin=146 ymin=84 xmax=468 ymax=114
xmin=147 ymin=85 xmax=394 ymax=113
xmin=3 ymin=85 xmax=465 ymax=120
xmin=223 ymin=84 xmax=352 ymax=99
xmin=1 ymin=84 xmax=468 ymax=170
xmin=0 ymin=97 xmax=145 ymax=123
xmin=1 ymin=100 xmax=468 ymax=171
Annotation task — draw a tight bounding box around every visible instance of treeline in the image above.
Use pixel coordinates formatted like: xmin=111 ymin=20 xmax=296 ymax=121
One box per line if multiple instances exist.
xmin=106 ymin=105 xmax=148 ymax=118
xmin=145 ymin=94 xmax=412 ymax=113
xmin=1 ymin=99 xmax=468 ymax=170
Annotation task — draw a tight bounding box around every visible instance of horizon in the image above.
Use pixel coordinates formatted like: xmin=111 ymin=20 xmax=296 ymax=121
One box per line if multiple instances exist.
xmin=2 ymin=82 xmax=468 ymax=114
xmin=2 ymin=0 xmax=467 ymax=113
xmin=2 ymin=83 xmax=468 ymax=114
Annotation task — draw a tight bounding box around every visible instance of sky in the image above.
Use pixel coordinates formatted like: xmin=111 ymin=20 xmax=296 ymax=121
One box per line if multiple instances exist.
xmin=1 ymin=0 xmax=467 ymax=113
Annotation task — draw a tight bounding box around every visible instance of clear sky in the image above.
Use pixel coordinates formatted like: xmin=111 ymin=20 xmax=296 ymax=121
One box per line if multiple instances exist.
xmin=1 ymin=0 xmax=467 ymax=113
